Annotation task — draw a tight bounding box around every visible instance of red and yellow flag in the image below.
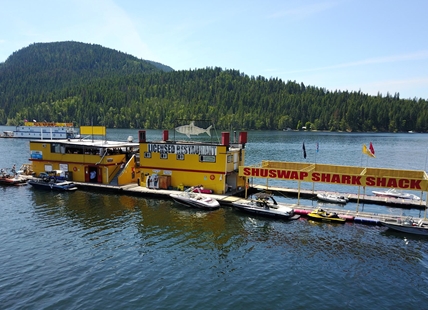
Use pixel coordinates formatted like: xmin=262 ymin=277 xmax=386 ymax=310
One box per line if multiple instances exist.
xmin=362 ymin=144 xmax=375 ymax=158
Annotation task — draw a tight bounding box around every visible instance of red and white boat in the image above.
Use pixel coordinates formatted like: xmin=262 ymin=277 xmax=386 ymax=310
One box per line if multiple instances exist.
xmin=0 ymin=166 xmax=28 ymax=186
xmin=0 ymin=174 xmax=27 ymax=186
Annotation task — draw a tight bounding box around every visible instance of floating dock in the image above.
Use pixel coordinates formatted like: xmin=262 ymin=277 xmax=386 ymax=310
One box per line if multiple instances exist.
xmin=252 ymin=184 xmax=427 ymax=210
xmin=72 ymin=182 xmax=427 ymax=227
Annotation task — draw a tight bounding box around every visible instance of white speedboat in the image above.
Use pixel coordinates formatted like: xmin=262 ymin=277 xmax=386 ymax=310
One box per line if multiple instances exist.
xmin=317 ymin=193 xmax=348 ymax=204
xmin=232 ymin=193 xmax=300 ymax=220
xmin=372 ymin=188 xmax=420 ymax=200
xmin=381 ymin=217 xmax=428 ymax=236
xmin=170 ymin=187 xmax=220 ymax=210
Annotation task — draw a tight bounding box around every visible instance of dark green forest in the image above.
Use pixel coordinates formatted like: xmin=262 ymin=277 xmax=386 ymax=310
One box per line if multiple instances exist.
xmin=0 ymin=41 xmax=427 ymax=132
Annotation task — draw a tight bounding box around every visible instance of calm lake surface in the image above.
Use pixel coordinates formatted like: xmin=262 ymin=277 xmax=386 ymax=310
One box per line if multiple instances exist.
xmin=1 ymin=128 xmax=428 ymax=309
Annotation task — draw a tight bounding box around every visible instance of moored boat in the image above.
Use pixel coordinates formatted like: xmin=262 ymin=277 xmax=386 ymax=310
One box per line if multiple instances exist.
xmin=307 ymin=208 xmax=346 ymax=223
xmin=12 ymin=121 xmax=78 ymax=139
xmin=0 ymin=166 xmax=27 ymax=186
xmin=317 ymin=193 xmax=348 ymax=204
xmin=170 ymin=187 xmax=220 ymax=210
xmin=380 ymin=217 xmax=428 ymax=236
xmin=0 ymin=131 xmax=14 ymax=138
xmin=372 ymin=188 xmax=420 ymax=200
xmin=28 ymin=179 xmax=78 ymax=191
xmin=232 ymin=193 xmax=300 ymax=220
xmin=0 ymin=175 xmax=27 ymax=186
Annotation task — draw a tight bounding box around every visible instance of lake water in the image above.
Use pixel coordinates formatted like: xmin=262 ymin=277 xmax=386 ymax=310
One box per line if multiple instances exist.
xmin=1 ymin=128 xmax=428 ymax=309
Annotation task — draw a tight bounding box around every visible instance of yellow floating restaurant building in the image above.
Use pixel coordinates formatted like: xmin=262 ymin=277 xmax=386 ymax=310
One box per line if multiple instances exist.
xmin=29 ymin=125 xmax=248 ymax=194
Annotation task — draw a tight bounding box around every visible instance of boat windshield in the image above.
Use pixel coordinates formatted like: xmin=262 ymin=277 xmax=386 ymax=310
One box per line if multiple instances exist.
xmin=402 ymin=217 xmax=415 ymax=226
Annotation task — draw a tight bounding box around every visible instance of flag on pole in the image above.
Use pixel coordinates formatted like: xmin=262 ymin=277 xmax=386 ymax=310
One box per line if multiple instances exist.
xmin=369 ymin=142 xmax=375 ymax=156
xmin=362 ymin=144 xmax=375 ymax=158
xmin=302 ymin=142 xmax=307 ymax=159
xmin=316 ymin=142 xmax=319 ymax=153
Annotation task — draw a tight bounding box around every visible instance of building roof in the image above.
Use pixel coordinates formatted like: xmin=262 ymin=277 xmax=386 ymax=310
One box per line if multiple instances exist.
xmin=31 ymin=138 xmax=139 ymax=148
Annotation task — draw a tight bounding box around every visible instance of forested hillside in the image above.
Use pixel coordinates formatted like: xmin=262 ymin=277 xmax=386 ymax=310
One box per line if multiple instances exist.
xmin=0 ymin=41 xmax=172 ymax=124
xmin=0 ymin=41 xmax=427 ymax=132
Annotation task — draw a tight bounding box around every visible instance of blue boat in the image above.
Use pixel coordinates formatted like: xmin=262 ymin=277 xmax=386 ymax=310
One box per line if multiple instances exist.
xmin=28 ymin=179 xmax=78 ymax=191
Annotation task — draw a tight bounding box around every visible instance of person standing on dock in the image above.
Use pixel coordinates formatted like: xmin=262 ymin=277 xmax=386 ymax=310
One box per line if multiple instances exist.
xmin=11 ymin=164 xmax=16 ymax=175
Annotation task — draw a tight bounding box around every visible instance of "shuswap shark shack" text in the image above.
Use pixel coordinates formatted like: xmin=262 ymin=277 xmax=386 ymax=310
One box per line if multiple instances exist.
xmin=239 ymin=167 xmax=425 ymax=190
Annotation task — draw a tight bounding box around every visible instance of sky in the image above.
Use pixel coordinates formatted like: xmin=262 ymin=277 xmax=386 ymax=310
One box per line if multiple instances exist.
xmin=1 ymin=0 xmax=428 ymax=100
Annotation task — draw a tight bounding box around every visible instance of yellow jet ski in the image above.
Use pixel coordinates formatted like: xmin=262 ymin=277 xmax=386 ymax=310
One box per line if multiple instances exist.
xmin=307 ymin=208 xmax=346 ymax=223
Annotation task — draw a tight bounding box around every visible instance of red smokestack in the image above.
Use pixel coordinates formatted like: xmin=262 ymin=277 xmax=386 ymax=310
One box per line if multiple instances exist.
xmin=163 ymin=130 xmax=169 ymax=141
xmin=139 ymin=130 xmax=146 ymax=143
xmin=239 ymin=132 xmax=247 ymax=144
xmin=222 ymin=132 xmax=230 ymax=146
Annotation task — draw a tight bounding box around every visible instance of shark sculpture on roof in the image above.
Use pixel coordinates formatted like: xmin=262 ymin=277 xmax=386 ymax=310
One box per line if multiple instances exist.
xmin=175 ymin=121 xmax=212 ymax=138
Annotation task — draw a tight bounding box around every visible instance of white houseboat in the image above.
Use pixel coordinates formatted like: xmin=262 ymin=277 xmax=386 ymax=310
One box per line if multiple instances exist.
xmin=12 ymin=121 xmax=78 ymax=139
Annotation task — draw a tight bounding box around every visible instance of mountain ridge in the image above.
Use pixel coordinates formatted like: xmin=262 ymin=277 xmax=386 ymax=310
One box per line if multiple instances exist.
xmin=0 ymin=41 xmax=426 ymax=132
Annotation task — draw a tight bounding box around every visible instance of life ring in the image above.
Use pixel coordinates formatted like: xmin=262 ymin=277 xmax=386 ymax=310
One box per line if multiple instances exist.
xmin=210 ymin=175 xmax=215 ymax=180
xmin=73 ymin=167 xmax=77 ymax=172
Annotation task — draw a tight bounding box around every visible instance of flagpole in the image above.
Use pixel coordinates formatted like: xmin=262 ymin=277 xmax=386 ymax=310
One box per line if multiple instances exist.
xmin=302 ymin=141 xmax=306 ymax=160
xmin=424 ymin=148 xmax=428 ymax=171
xmin=424 ymin=201 xmax=427 ymax=220
xmin=356 ymin=186 xmax=360 ymax=213
xmin=315 ymin=142 xmax=318 ymax=164
xmin=314 ymin=142 xmax=318 ymax=192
